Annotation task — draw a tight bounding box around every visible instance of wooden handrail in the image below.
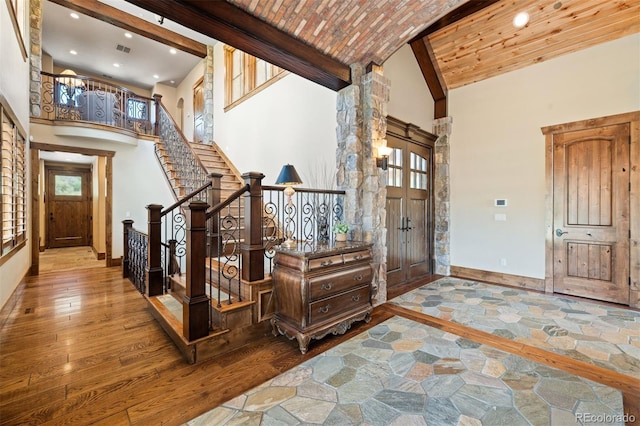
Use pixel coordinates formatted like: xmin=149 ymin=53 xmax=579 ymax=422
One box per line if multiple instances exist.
xmin=262 ymin=185 xmax=345 ymax=195
xmin=41 ymin=71 xmax=154 ymax=101
xmin=206 ymin=184 xmax=250 ymax=219
xmin=161 ymin=180 xmax=213 ymax=217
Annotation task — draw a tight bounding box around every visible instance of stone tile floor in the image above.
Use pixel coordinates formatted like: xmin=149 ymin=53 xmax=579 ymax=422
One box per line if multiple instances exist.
xmin=188 ymin=315 xmax=624 ymax=426
xmin=390 ymin=277 xmax=640 ymax=378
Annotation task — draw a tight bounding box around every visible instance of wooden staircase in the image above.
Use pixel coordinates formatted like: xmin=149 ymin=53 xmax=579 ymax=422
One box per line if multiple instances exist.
xmin=148 ymin=139 xmax=275 ymax=363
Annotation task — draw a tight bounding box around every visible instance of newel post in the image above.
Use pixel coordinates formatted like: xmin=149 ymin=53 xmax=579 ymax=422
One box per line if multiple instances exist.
xmin=122 ymin=219 xmax=133 ymax=279
xmin=184 ymin=201 xmax=209 ymax=341
xmin=153 ymin=94 xmax=163 ymax=136
xmin=241 ymin=172 xmax=265 ymax=282
xmin=146 ymin=204 xmax=164 ymax=297
xmin=207 ymin=172 xmax=222 ymax=257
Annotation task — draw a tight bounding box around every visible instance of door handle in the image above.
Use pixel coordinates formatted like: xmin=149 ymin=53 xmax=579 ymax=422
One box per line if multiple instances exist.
xmin=555 ymin=228 xmax=568 ymax=237
xmin=49 ymin=212 xmax=54 ymax=221
xmin=406 ymin=217 xmax=412 ymax=231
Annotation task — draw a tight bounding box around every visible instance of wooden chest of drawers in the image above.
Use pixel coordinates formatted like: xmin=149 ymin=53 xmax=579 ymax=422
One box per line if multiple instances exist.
xmin=271 ymin=241 xmax=373 ymax=354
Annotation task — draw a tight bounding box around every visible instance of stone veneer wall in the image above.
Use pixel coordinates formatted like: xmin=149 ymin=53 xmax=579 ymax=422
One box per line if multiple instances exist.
xmin=29 ymin=0 xmax=43 ymax=117
xmin=336 ymin=65 xmax=391 ymax=305
xmin=433 ymin=116 xmax=452 ymax=276
xmin=203 ymin=46 xmax=214 ymax=145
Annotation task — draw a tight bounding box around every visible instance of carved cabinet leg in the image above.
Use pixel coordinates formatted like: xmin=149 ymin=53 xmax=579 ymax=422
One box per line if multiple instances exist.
xmin=296 ymin=334 xmax=311 ymax=354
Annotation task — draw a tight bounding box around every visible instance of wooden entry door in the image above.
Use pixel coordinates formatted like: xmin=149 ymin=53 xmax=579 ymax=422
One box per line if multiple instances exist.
xmin=386 ymin=136 xmax=433 ymax=287
xmin=553 ymin=124 xmax=630 ymax=304
xmin=46 ymin=165 xmax=91 ymax=248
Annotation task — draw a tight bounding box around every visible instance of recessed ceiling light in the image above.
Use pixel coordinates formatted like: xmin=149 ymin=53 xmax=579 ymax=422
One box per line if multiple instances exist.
xmin=70 ymin=12 xmax=79 ymax=19
xmin=170 ymin=80 xmax=175 ymax=84
xmin=124 ymin=32 xmax=133 ymax=38
xmin=113 ymin=63 xmax=120 ymax=68
xmin=169 ymin=48 xmax=177 ymax=55
xmin=513 ymin=12 xmax=529 ymax=28
xmin=69 ymin=50 xmax=77 ymax=55
xmin=153 ymin=74 xmax=159 ymax=79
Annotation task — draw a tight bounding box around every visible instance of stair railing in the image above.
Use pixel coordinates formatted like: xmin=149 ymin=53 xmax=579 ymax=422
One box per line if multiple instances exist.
xmin=153 ymin=94 xmax=209 ymax=198
xmin=122 ymin=219 xmax=148 ymax=294
xmin=39 ymin=71 xmax=154 ymax=134
xmin=184 ymin=172 xmax=262 ymax=340
xmin=262 ymin=186 xmax=345 ymax=274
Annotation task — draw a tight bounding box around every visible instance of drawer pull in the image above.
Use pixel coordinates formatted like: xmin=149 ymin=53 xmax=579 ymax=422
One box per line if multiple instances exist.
xmin=354 ymin=254 xmax=363 ymax=260
xmin=351 ymin=295 xmax=361 ymax=302
xmin=321 ymin=283 xmax=333 ymax=291
xmin=353 ymin=274 xmax=363 ymax=281
xmin=320 ymin=260 xmax=333 ymax=266
xmin=319 ymin=305 xmax=331 ymax=314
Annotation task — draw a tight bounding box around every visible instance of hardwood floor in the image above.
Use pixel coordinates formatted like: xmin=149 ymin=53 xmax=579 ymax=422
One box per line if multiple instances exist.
xmin=0 ymin=268 xmax=637 ymax=425
xmin=0 ymin=267 xmax=395 ymax=425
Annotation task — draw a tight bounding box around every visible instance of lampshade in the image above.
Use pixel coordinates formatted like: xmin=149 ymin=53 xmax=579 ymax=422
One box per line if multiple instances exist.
xmin=60 ymin=69 xmax=82 ymax=87
xmin=275 ymin=164 xmax=302 ymax=186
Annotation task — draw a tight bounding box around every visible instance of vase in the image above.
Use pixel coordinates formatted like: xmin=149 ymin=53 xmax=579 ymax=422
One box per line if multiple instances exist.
xmin=335 ymin=233 xmax=347 ymax=242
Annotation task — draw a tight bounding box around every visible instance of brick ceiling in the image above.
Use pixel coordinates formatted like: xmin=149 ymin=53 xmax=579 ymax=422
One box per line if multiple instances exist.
xmin=226 ymin=0 xmax=470 ymax=65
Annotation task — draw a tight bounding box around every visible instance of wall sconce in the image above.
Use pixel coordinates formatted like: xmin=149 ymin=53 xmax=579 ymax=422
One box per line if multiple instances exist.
xmin=275 ymin=164 xmax=303 ymax=248
xmin=376 ymin=146 xmax=393 ymax=170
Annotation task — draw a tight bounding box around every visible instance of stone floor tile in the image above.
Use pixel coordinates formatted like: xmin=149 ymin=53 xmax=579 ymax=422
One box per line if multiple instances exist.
xmin=388 ymin=414 xmax=428 ymax=425
xmin=360 ymin=397 xmax=400 ymax=425
xmin=244 ymin=386 xmax=297 ymax=411
xmin=271 ymin=366 xmax=312 ymax=387
xmin=374 ymin=389 xmax=427 ymax=413
xmin=457 ymin=414 xmax=482 ymax=426
xmin=481 ymin=406 xmax=529 ymax=426
xmin=280 ymin=396 xmax=336 ymax=423
xmin=324 ymin=404 xmax=363 ymax=425
xmin=535 ymin=378 xmax=596 ymax=410
xmin=297 ymin=380 xmax=337 ymax=402
xmin=261 ymin=405 xmax=299 ymax=425
xmin=424 ymin=397 xmax=461 ymax=425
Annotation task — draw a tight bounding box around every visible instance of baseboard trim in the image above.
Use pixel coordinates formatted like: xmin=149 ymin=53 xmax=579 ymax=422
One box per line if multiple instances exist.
xmin=0 ymin=270 xmax=29 ymax=329
xmin=450 ymin=266 xmax=545 ymax=292
xmin=111 ymin=257 xmax=122 ymax=267
xmin=91 ymin=246 xmax=106 ymax=260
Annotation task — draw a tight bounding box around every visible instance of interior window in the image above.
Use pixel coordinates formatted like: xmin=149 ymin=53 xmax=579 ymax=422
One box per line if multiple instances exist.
xmin=54 ymin=175 xmax=82 ymax=196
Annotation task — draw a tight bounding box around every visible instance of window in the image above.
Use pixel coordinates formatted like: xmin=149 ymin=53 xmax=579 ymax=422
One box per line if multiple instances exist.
xmin=6 ymin=0 xmax=28 ymax=60
xmin=410 ymin=152 xmax=428 ymax=190
xmin=127 ymin=98 xmax=147 ymax=120
xmin=55 ymin=175 xmax=82 ymax=196
xmin=1 ymin=104 xmax=27 ymax=257
xmin=387 ymin=148 xmax=403 ymax=188
xmin=224 ymin=46 xmax=284 ymax=107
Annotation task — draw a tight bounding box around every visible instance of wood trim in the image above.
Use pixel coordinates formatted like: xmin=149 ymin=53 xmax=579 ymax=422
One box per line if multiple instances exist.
xmin=450 ymin=265 xmax=545 ymax=292
xmin=105 ymin=156 xmax=113 ymax=267
xmin=48 ymin=0 xmax=207 ymax=57
xmin=541 ymin=111 xmax=640 ymax=307
xmin=30 ymin=149 xmax=40 ymax=276
xmin=126 ymin=0 xmax=351 ymax=91
xmin=212 ymin=142 xmax=243 ymax=183
xmin=0 ymin=240 xmax=26 ymax=268
xmin=30 ymin=142 xmax=115 ymax=158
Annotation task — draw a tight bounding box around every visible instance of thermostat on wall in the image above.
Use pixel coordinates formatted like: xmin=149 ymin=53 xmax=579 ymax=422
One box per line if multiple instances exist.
xmin=495 ymin=199 xmax=508 ymax=207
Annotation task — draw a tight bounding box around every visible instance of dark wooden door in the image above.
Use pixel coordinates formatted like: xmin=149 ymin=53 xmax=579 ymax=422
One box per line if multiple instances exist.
xmin=553 ymin=124 xmax=630 ymax=304
xmin=46 ymin=166 xmax=91 ymax=248
xmin=193 ymin=77 xmax=204 ymax=144
xmin=386 ymin=137 xmax=433 ymax=287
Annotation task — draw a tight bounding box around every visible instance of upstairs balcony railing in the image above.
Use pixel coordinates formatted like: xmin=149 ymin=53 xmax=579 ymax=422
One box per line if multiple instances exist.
xmin=40 ymin=71 xmax=154 ymax=135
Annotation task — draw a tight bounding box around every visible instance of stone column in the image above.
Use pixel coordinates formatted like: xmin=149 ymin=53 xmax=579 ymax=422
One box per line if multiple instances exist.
xmin=29 ymin=0 xmax=43 ymax=117
xmin=433 ymin=116 xmax=453 ymax=276
xmin=336 ymin=64 xmax=390 ymax=305
xmin=203 ymin=45 xmax=214 ymax=144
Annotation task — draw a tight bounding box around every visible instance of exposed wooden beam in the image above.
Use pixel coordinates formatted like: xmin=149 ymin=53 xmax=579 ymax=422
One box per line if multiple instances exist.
xmin=409 ymin=0 xmax=500 ymax=119
xmin=48 ymin=0 xmax=207 ymax=58
xmin=410 ymin=38 xmax=447 ymax=119
xmin=125 ymin=0 xmax=351 ymax=91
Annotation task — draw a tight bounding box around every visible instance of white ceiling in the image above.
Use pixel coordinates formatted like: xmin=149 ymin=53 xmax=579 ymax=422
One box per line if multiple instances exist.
xmin=42 ymin=0 xmax=218 ymax=89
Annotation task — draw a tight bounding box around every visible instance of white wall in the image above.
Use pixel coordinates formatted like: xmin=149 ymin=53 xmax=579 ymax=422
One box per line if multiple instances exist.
xmin=384 ymin=44 xmax=435 ymax=131
xmin=449 ymin=33 xmax=640 ymax=278
xmin=171 ymin=59 xmax=205 ymax=142
xmin=0 ymin=1 xmax=31 ymax=309
xmin=213 ymin=44 xmax=338 ymax=186
xmin=29 ymin=124 xmax=176 ymax=259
